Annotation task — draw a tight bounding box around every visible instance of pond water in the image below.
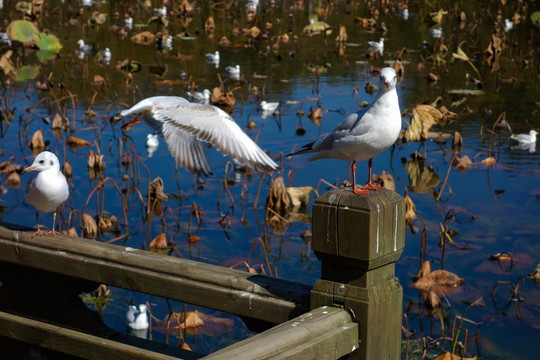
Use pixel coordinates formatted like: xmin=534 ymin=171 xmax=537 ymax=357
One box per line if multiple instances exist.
xmin=1 ymin=0 xmax=539 ymax=359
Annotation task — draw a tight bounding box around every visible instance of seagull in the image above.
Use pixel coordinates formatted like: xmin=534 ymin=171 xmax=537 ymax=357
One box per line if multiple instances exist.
xmin=102 ymin=48 xmax=112 ymax=64
xmin=286 ymin=67 xmax=401 ymax=195
xmin=368 ymin=38 xmax=385 ymax=56
xmin=154 ymin=6 xmax=167 ymax=18
xmin=260 ymin=100 xmax=280 ymax=113
xmin=124 ymin=15 xmax=133 ymax=30
xmin=145 ymin=134 xmax=159 ymax=157
xmin=428 ymin=28 xmax=442 ymax=38
xmin=126 ymin=304 xmax=149 ymax=330
xmin=504 ymin=19 xmax=513 ymax=32
xmin=120 ymin=96 xmax=279 ymax=177
xmin=23 ymin=151 xmax=69 ymax=236
xmin=511 ymin=130 xmax=537 ymax=144
xmin=187 ymin=89 xmax=211 ymax=103
xmin=226 ymin=65 xmax=241 ymax=80
xmin=77 ymin=39 xmax=94 ymax=54
xmin=206 ymin=51 xmax=220 ymax=67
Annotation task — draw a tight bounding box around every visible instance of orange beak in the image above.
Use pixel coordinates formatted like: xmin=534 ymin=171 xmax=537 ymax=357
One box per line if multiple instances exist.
xmin=22 ymin=166 xmax=36 ymax=174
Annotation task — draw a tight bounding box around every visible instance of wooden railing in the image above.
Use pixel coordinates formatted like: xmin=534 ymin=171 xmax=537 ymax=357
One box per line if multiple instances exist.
xmin=0 ymin=188 xmax=404 ymax=359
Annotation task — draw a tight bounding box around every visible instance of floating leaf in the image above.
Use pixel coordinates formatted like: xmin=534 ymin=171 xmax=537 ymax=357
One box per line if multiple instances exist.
xmin=455 ymin=155 xmax=472 ymax=173
xmin=131 ymin=31 xmax=156 ymax=45
xmin=405 ymin=104 xmax=443 ymax=142
xmin=66 ymin=136 xmax=90 ymax=148
xmin=36 ymin=32 xmax=62 ymax=52
xmin=150 ymin=233 xmax=168 ymax=251
xmin=303 ymin=20 xmax=332 ymax=36
xmin=0 ymin=50 xmax=15 ymax=77
xmin=373 ymin=170 xmax=395 ymax=191
xmin=452 ymin=41 xmax=481 ymax=78
xmin=82 ymin=213 xmax=98 ymax=238
xmin=6 ymin=20 xmax=40 ymax=47
xmin=286 ymin=186 xmax=313 ymax=209
xmin=480 ymin=157 xmax=496 ymax=166
xmin=434 ymin=352 xmax=476 ymax=360
xmin=308 ymin=107 xmax=323 ymax=126
xmin=184 ymin=310 xmax=204 ymax=334
xmin=6 ymin=172 xmax=21 ymax=189
xmin=412 ymin=269 xmax=465 ymax=295
xmin=15 ymin=65 xmax=40 ymax=81
xmin=29 ymin=129 xmax=44 ymax=153
xmin=531 ymin=11 xmax=540 ymax=26
xmin=266 ymin=177 xmax=290 ymax=217
xmin=404 ymin=194 xmax=416 ymax=224
xmin=414 ymin=260 xmax=431 ymax=282
xmin=529 ymin=264 xmax=540 ymax=285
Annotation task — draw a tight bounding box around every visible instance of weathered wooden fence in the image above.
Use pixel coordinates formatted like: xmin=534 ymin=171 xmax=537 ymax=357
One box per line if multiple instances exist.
xmin=0 ymin=188 xmax=404 ymax=359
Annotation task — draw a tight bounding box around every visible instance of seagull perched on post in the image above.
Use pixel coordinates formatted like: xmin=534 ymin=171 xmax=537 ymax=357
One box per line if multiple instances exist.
xmin=120 ymin=96 xmax=279 ymax=177
xmin=286 ymin=67 xmax=402 ymax=195
xmin=23 ymin=151 xmax=69 ymax=236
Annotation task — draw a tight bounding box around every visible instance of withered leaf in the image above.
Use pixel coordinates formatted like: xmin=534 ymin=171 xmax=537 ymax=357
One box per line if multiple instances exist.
xmin=286 ymin=186 xmax=313 ymax=209
xmin=412 ymin=269 xmax=465 ymax=295
xmin=373 ymin=170 xmax=395 ymax=191
xmin=150 ymin=233 xmax=168 ymax=250
xmin=6 ymin=172 xmax=20 ymax=188
xmin=308 ymin=107 xmax=322 ymax=126
xmin=434 ymin=352 xmax=477 ymax=360
xmin=405 ymin=104 xmax=443 ymax=142
xmin=266 ymin=177 xmax=290 ymax=216
xmin=404 ymin=194 xmax=416 ymax=224
xmin=455 ymin=155 xmax=472 ymax=173
xmin=131 ymin=31 xmax=156 ymax=46
xmin=29 ymin=129 xmax=45 ymax=153
xmin=480 ymin=157 xmax=496 ymax=166
xmin=414 ymin=260 xmax=431 ymax=281
xmin=66 ymin=136 xmax=90 ymax=148
xmin=82 ymin=213 xmax=98 ymax=238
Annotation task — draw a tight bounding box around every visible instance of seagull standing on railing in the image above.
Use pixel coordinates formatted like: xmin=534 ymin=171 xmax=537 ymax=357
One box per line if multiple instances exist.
xmin=23 ymin=151 xmax=69 ymax=236
xmin=120 ymin=96 xmax=279 ymax=177
xmin=286 ymin=67 xmax=402 ymax=195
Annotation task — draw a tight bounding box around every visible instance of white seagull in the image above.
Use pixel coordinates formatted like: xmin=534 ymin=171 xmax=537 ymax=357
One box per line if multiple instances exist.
xmin=145 ymin=134 xmax=159 ymax=157
xmin=124 ymin=15 xmax=133 ymax=30
xmin=120 ymin=96 xmax=279 ymax=177
xmin=102 ymin=48 xmax=112 ymax=64
xmin=126 ymin=304 xmax=149 ymax=330
xmin=511 ymin=130 xmax=537 ymax=144
xmin=23 ymin=151 xmax=69 ymax=236
xmin=368 ymin=38 xmax=385 ymax=56
xmin=206 ymin=51 xmax=220 ymax=67
xmin=286 ymin=67 xmax=401 ymax=195
xmin=187 ymin=89 xmax=211 ymax=104
xmin=260 ymin=100 xmax=280 ymax=113
xmin=226 ymin=65 xmax=241 ymax=80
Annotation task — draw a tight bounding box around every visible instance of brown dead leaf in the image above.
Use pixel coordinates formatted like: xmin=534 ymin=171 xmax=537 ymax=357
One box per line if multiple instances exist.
xmin=528 ymin=264 xmax=540 ymax=285
xmin=286 ymin=186 xmax=313 ymax=209
xmin=404 ymin=194 xmax=416 ymax=224
xmin=149 ymin=177 xmax=168 ymax=201
xmin=335 ymin=25 xmax=347 ymax=43
xmin=62 ymin=161 xmax=72 ymax=178
xmin=412 ymin=269 xmax=465 ymax=295
xmin=434 ymin=352 xmax=477 ymax=360
xmin=184 ymin=310 xmax=204 ymax=334
xmin=150 ymin=233 xmax=168 ymax=251
xmin=0 ymin=161 xmax=22 ymax=175
xmin=266 ymin=177 xmax=290 ymax=217
xmin=405 ymin=104 xmax=443 ymax=142
xmin=93 ymin=75 xmax=105 ymax=87
xmin=6 ymin=172 xmax=20 ymax=189
xmin=414 ymin=260 xmax=432 ymax=281
xmin=402 ymin=154 xmax=440 ymax=194
xmin=181 ymin=342 xmax=192 ymax=351
xmin=196 ymin=312 xmax=235 ymax=336
xmin=66 ymin=136 xmax=90 ymax=148
xmin=308 ymin=107 xmax=322 ymax=126
xmin=88 ymin=150 xmax=105 ymax=169
xmin=187 ymin=235 xmax=200 ymax=244
xmin=480 ymin=157 xmax=496 ymax=166
xmin=82 ymin=213 xmax=98 ymax=238
xmin=0 ymin=50 xmax=15 ymax=77
xmin=131 ymin=31 xmax=156 ymax=46
xmin=454 ymin=155 xmax=472 ymax=173
xmin=373 ymin=170 xmax=395 ymax=191
xmin=29 ymin=129 xmax=45 ymax=154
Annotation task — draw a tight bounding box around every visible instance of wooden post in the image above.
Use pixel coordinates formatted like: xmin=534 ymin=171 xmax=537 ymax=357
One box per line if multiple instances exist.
xmin=310 ymin=189 xmax=405 ymax=360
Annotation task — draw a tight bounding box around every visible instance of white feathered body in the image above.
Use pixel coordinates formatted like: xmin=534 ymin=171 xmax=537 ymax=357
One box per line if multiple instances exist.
xmin=25 ymin=152 xmax=69 ymax=213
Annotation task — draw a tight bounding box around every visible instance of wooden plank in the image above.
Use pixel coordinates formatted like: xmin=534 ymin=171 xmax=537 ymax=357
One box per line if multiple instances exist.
xmin=0 ymin=223 xmax=310 ymax=324
xmin=204 ymin=306 xmax=358 ymax=360
xmin=0 ymin=310 xmax=203 ymax=360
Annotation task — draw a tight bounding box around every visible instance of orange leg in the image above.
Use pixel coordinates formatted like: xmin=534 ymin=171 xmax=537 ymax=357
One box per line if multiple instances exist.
xmin=362 ymin=158 xmax=385 ymax=191
xmin=351 ymin=161 xmax=369 ymax=195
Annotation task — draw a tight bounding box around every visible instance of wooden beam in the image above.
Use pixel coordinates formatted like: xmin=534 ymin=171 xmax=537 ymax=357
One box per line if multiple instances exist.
xmin=204 ymin=306 xmax=358 ymax=360
xmin=0 ymin=311 xmax=203 ymax=360
xmin=0 ymin=223 xmax=310 ymax=324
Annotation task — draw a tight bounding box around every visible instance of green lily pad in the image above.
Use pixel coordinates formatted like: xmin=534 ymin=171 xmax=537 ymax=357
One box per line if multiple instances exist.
xmin=531 ymin=11 xmax=540 ymax=26
xmin=6 ymin=20 xmax=40 ymax=47
xmin=36 ymin=33 xmax=62 ymax=53
xmin=37 ymin=49 xmax=58 ymax=63
xmin=15 ymin=65 xmax=40 ymax=81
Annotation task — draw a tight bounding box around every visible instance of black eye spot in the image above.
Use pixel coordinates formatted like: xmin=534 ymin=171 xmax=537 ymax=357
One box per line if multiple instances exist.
xmin=50 ymin=160 xmax=54 ymax=166
xmin=39 ymin=160 xmax=44 ymax=164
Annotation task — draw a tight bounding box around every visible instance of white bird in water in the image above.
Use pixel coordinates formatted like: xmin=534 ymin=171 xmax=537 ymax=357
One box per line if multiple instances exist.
xmin=187 ymin=89 xmax=211 ymax=104
xmin=511 ymin=130 xmax=537 ymax=144
xmin=504 ymin=19 xmax=513 ymax=32
xmin=145 ymin=134 xmax=159 ymax=157
xmin=23 ymin=151 xmax=69 ymax=236
xmin=126 ymin=304 xmax=149 ymax=330
xmin=226 ymin=65 xmax=241 ymax=80
xmin=154 ymin=6 xmax=167 ymax=18
xmin=286 ymin=67 xmax=401 ymax=195
xmin=428 ymin=28 xmax=442 ymax=38
xmin=120 ymin=96 xmax=279 ymax=177
xmin=124 ymin=15 xmax=133 ymax=29
xmin=368 ymin=38 xmax=385 ymax=56
xmin=260 ymin=100 xmax=280 ymax=113
xmin=102 ymin=48 xmax=111 ymax=64
xmin=206 ymin=51 xmax=220 ymax=67
xmin=77 ymin=39 xmax=94 ymax=54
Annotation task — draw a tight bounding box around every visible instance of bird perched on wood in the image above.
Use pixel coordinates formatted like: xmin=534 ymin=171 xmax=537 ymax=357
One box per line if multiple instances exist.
xmin=120 ymin=96 xmax=279 ymax=177
xmin=286 ymin=67 xmax=402 ymax=195
xmin=23 ymin=151 xmax=69 ymax=236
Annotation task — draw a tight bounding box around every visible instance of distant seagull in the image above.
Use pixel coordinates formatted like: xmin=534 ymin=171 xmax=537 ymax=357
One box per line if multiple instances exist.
xmin=154 ymin=6 xmax=167 ymax=18
xmin=145 ymin=134 xmax=159 ymax=157
xmin=102 ymin=48 xmax=111 ymax=64
xmin=401 ymin=8 xmax=409 ymax=20
xmin=187 ymin=89 xmax=211 ymax=104
xmin=77 ymin=39 xmax=94 ymax=59
xmin=368 ymin=38 xmax=385 ymax=56
xmin=428 ymin=28 xmax=442 ymax=38
xmin=511 ymin=130 xmax=537 ymax=144
xmin=120 ymin=96 xmax=279 ymax=177
xmin=286 ymin=67 xmax=401 ymax=195
xmin=504 ymin=19 xmax=513 ymax=32
xmin=126 ymin=304 xmax=149 ymax=330
xmin=260 ymin=101 xmax=280 ymax=113
xmin=124 ymin=16 xmax=133 ymax=30
xmin=226 ymin=65 xmax=241 ymax=80
xmin=206 ymin=51 xmax=220 ymax=65
xmin=0 ymin=32 xmax=11 ymax=46
xmin=81 ymin=0 xmax=92 ymax=6
xmin=23 ymin=151 xmax=69 ymax=236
